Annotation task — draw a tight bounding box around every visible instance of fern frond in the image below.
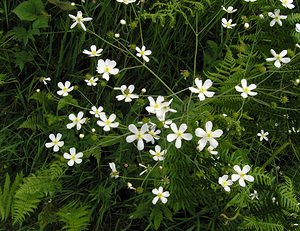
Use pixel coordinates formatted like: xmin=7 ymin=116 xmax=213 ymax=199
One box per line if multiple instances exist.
xmin=241 ymin=216 xmax=284 ymax=231
xmin=277 ymin=176 xmax=299 ymax=213
xmin=57 ymin=201 xmax=91 ymax=231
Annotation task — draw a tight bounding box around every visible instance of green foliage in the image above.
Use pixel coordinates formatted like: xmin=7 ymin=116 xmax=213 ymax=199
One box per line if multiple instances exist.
xmin=57 ymin=201 xmax=91 ymax=231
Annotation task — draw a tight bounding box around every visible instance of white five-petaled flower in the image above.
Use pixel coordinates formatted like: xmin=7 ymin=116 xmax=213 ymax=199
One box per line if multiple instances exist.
xmin=148 ymin=125 xmax=161 ymax=144
xmin=231 ymin=165 xmax=254 ymax=187
xmin=116 ymin=0 xmax=136 ymax=4
xmin=195 ymin=121 xmax=223 ymax=151
xmin=189 ymin=78 xmax=215 ymax=101
xmin=152 ymin=186 xmax=170 ymax=205
xmin=218 ymin=175 xmax=233 ymax=192
xmin=57 ymin=81 xmax=74 ymax=96
xmin=126 ymin=124 xmax=153 ymax=151
xmin=63 ymin=147 xmax=83 ymax=166
xmin=268 ymin=9 xmax=287 ymax=27
xmin=85 ymin=77 xmax=98 ymax=86
xmin=109 ymin=162 xmax=119 ymax=178
xmin=235 ymin=79 xmax=257 ymax=98
xmin=167 ymin=123 xmax=192 ymax=149
xmin=66 ymin=111 xmax=86 ymax=130
xmin=89 ymin=106 xmax=104 ymax=118
xmin=114 ymin=85 xmax=139 ymax=102
xmin=296 ymin=23 xmax=300 ymax=33
xmin=136 ymin=45 xmax=152 ymax=62
xmin=221 ymin=18 xmax=237 ymax=29
xmin=83 ymin=45 xmax=103 ymax=57
xmin=45 ymin=133 xmax=64 ymax=152
xmin=68 ymin=11 xmax=92 ymax=31
xmin=266 ymin=49 xmax=291 ymax=68
xmin=221 ymin=6 xmax=237 ymax=14
xmin=97 ymin=113 xmax=119 ymax=131
xmin=257 ymin=130 xmax=269 ymax=141
xmin=40 ymin=77 xmax=51 ymax=85
xmin=280 ymin=0 xmax=295 ymax=9
xmin=96 ymin=59 xmax=119 ymax=81
xmin=250 ymin=190 xmax=259 ymax=200
xmin=150 ymin=145 xmax=166 ymax=161
xmin=146 ymin=96 xmax=177 ymax=120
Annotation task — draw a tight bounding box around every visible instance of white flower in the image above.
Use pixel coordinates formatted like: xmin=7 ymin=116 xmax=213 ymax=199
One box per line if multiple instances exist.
xmin=189 ymin=78 xmax=215 ymax=101
xmin=207 ymin=146 xmax=218 ymax=155
xmin=97 ymin=113 xmax=119 ymax=131
xmin=126 ymin=124 xmax=153 ymax=150
xmin=40 ymin=77 xmax=51 ymax=85
xmin=120 ymin=19 xmax=126 ymax=25
xmin=96 ymin=59 xmax=119 ymax=81
xmin=231 ymin=165 xmax=254 ymax=187
xmin=167 ymin=123 xmax=192 ymax=149
xmin=266 ymin=49 xmax=291 ymax=68
xmin=136 ymin=45 xmax=152 ymax=62
xmin=57 ymin=81 xmax=74 ymax=96
xmin=109 ymin=162 xmax=119 ymax=178
xmin=85 ymin=77 xmax=98 ymax=86
xmin=150 ymin=145 xmax=166 ymax=161
xmin=296 ymin=23 xmax=300 ymax=33
xmin=45 ymin=133 xmax=64 ymax=152
xmin=148 ymin=126 xmax=161 ymax=144
xmin=152 ymin=186 xmax=170 ymax=204
xmin=116 ymin=0 xmax=136 ymax=4
xmin=66 ymin=111 xmax=86 ymax=130
xmin=244 ymin=22 xmax=250 ymax=29
xmin=235 ymin=79 xmax=257 ymax=98
xmin=280 ymin=0 xmax=295 ymax=9
xmin=221 ymin=6 xmax=237 ymax=14
xmin=89 ymin=106 xmax=104 ymax=118
xmin=257 ymin=130 xmax=269 ymax=141
xmin=250 ymin=190 xmax=259 ymax=200
xmin=218 ymin=175 xmax=233 ymax=192
xmin=68 ymin=11 xmax=92 ymax=31
xmin=221 ymin=18 xmax=236 ymax=29
xmin=195 ymin=121 xmax=223 ymax=151
xmin=83 ymin=45 xmax=103 ymax=57
xmin=114 ymin=33 xmax=120 ymax=38
xmin=63 ymin=147 xmax=83 ymax=166
xmin=268 ymin=9 xmax=287 ymax=27
xmin=146 ymin=96 xmax=177 ymax=120
xmin=114 ymin=85 xmax=139 ymax=102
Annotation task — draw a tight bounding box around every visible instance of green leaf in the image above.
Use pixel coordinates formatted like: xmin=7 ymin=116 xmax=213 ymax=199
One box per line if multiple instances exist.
xmin=13 ymin=0 xmax=45 ymax=21
xmin=32 ymin=16 xmax=49 ymax=29
xmin=162 ymin=206 xmax=173 ymax=221
xmin=15 ymin=51 xmax=34 ymax=71
xmin=57 ymin=95 xmax=78 ymax=111
xmin=151 ymin=206 xmax=163 ymax=230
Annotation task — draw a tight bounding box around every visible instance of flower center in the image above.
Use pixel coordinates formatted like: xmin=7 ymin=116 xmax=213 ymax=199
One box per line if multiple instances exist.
xmin=91 ymin=50 xmax=97 ymax=55
xmin=207 ymin=132 xmax=212 ymax=139
xmin=104 ymin=66 xmax=111 ymax=72
xmin=137 ymin=132 xmax=143 ymax=139
xmin=74 ymin=118 xmax=80 ymax=123
xmin=199 ymin=87 xmax=206 ymax=93
xmin=53 ymin=140 xmax=58 ymax=145
xmin=156 ymin=152 xmax=161 ymax=157
xmin=71 ymin=154 xmax=76 ymax=160
xmin=105 ymin=120 xmax=111 ymax=125
xmin=240 ymin=173 xmax=245 ymax=178
xmin=243 ymin=87 xmax=249 ymax=93
xmin=140 ymin=50 xmax=145 ymax=55
xmin=63 ymin=87 xmax=68 ymax=93
xmin=222 ymin=181 xmax=228 ymax=187
xmin=157 ymin=192 xmax=163 ymax=198
xmin=177 ymin=131 xmax=183 ymax=137
xmin=226 ymin=22 xmax=231 ymax=27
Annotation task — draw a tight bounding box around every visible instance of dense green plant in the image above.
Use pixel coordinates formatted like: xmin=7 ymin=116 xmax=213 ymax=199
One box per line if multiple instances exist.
xmin=0 ymin=0 xmax=300 ymax=230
